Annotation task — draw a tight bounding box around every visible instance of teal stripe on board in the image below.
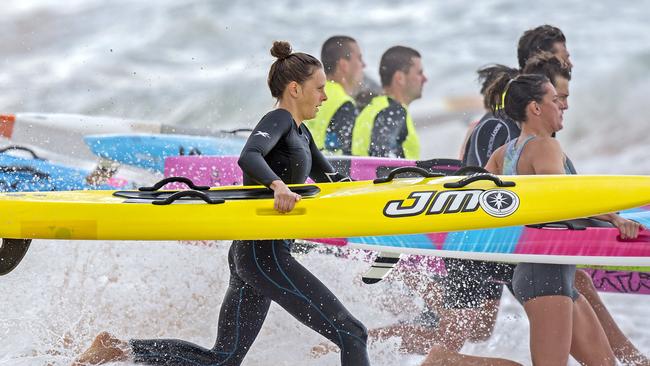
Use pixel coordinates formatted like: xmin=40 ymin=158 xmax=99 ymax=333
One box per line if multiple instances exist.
xmin=622 ymin=208 xmax=646 ymax=213
xmin=621 ymin=211 xmax=650 ymax=226
xmin=443 ymin=226 xmax=524 ymax=253
xmin=353 ymin=234 xmax=434 ymax=248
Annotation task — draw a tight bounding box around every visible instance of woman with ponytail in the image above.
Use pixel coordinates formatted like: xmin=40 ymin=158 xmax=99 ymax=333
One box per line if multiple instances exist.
xmin=484 ymin=73 xmax=641 ymax=365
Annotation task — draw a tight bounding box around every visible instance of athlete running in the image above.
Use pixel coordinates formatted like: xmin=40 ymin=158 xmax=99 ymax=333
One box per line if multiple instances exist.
xmin=424 ymin=26 xmax=648 ymax=365
xmin=482 ymin=73 xmax=642 ymax=365
xmin=73 ymin=41 xmax=369 ymax=366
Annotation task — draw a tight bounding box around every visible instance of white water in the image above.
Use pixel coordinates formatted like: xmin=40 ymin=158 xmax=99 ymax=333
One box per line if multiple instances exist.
xmin=1 ymin=240 xmax=648 ymax=365
xmin=1 ymin=1 xmax=649 ymax=364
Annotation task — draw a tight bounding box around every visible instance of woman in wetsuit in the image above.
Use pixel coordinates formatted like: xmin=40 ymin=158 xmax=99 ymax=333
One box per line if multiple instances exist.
xmin=73 ymin=41 xmax=369 ymax=366
xmin=484 ymin=73 xmax=642 ymax=365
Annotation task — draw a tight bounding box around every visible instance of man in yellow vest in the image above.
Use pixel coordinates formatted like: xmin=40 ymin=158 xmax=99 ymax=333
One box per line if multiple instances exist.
xmin=352 ymin=46 xmax=426 ymax=159
xmin=305 ymin=36 xmax=366 ymax=155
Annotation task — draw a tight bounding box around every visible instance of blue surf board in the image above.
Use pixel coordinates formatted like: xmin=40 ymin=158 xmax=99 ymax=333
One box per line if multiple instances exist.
xmin=84 ymin=133 xmax=246 ymax=172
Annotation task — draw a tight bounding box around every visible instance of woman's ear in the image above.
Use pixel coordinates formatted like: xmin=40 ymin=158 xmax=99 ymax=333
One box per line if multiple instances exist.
xmin=529 ymin=100 xmax=542 ymax=116
xmin=287 ymin=81 xmax=300 ymax=98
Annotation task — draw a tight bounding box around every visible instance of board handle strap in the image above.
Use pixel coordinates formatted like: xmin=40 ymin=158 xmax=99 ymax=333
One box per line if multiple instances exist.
xmin=373 ymin=166 xmax=445 ymax=184
xmin=444 ymin=173 xmax=515 ymax=188
xmin=139 ymin=176 xmax=210 ymax=192
xmin=151 ymin=190 xmax=225 ymax=205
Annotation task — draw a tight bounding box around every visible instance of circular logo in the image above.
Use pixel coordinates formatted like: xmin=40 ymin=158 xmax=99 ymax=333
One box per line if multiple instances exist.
xmin=479 ymin=189 xmax=519 ymax=217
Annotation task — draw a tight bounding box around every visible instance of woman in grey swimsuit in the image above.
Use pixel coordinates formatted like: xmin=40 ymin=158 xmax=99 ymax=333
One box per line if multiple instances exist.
xmin=484 ymin=73 xmax=643 ymax=366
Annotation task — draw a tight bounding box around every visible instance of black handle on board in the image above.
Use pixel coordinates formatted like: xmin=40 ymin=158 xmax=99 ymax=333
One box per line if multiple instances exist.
xmin=373 ymin=166 xmax=445 ymax=184
xmin=139 ymin=176 xmax=210 ymax=192
xmin=151 ymin=190 xmax=225 ymax=205
xmin=443 ymin=173 xmax=515 ymax=189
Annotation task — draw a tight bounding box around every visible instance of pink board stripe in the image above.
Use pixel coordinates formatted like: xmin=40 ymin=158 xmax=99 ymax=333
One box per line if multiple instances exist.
xmin=515 ymin=228 xmax=650 ymax=257
xmin=349 ymin=158 xmax=416 ymax=180
xmin=425 ymin=232 xmax=448 ymax=250
xmin=308 ymin=238 xmax=347 ymax=246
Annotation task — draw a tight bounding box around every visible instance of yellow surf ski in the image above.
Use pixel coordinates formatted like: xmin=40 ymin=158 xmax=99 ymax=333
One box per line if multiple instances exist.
xmin=1 ymin=173 xmax=650 ymax=241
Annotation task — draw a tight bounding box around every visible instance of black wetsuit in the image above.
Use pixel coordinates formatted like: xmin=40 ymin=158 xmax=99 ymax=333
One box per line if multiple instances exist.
xmin=129 ymin=109 xmax=369 ymax=366
xmin=325 ymin=101 xmax=357 ymax=155
xmin=462 ymin=112 xmax=521 ymax=168
xmin=368 ymin=98 xmax=410 ymax=158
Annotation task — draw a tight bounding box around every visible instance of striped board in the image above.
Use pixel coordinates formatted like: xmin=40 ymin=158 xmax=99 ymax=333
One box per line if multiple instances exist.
xmin=84 ymin=134 xmax=247 ymax=172
xmin=312 ymin=213 xmax=650 ymax=294
xmin=313 ymin=211 xmax=650 ymax=266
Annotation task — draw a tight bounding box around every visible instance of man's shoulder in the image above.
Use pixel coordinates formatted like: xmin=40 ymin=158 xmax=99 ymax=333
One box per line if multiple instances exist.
xmin=381 ymin=97 xmax=407 ymax=115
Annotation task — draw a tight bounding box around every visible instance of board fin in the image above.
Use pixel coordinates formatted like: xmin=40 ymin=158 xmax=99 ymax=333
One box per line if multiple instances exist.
xmin=362 ymin=251 xmax=401 ymax=284
xmin=0 ymin=238 xmax=32 ymax=276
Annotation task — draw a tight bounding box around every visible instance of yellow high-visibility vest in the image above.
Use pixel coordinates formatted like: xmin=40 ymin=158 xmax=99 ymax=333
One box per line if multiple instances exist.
xmin=304 ymin=81 xmax=355 ymax=151
xmin=351 ymin=95 xmax=420 ymax=159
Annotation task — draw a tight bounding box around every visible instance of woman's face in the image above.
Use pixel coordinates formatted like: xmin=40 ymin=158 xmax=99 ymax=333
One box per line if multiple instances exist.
xmin=538 ymin=82 xmax=564 ymax=132
xmin=297 ymin=68 xmax=327 ymax=121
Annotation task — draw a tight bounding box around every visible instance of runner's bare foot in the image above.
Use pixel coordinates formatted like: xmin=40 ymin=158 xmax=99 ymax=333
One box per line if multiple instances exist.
xmin=71 ymin=332 xmax=129 ymax=365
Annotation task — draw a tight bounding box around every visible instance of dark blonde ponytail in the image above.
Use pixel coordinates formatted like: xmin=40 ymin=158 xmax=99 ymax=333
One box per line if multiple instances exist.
xmin=485 ymin=73 xmax=549 ymax=123
xmin=477 ymin=64 xmax=519 ymax=110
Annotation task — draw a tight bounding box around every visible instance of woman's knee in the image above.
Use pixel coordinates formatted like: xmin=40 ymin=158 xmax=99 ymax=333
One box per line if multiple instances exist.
xmin=340 ymin=314 xmax=368 ymax=346
xmin=570 ymin=296 xmax=615 ymax=365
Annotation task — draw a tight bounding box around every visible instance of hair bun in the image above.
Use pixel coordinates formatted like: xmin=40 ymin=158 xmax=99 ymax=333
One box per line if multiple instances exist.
xmin=270 ymin=41 xmax=292 ymax=60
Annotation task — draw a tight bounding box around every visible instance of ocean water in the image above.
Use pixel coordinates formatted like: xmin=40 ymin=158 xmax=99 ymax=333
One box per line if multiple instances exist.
xmin=1 ymin=1 xmax=649 ymax=365
xmin=3 ymin=0 xmax=650 ymax=169
xmin=1 ymin=240 xmax=648 ymax=365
